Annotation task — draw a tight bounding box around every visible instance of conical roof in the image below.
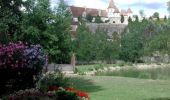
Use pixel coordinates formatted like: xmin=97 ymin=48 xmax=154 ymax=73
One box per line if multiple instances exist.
xmin=108 ymin=0 xmax=117 ymax=9
xmin=127 ymin=8 xmax=133 ymax=13
xmin=114 ymin=8 xmax=120 ymax=13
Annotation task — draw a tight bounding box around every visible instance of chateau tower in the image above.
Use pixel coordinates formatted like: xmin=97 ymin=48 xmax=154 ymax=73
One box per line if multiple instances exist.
xmin=107 ymin=0 xmax=118 ymax=17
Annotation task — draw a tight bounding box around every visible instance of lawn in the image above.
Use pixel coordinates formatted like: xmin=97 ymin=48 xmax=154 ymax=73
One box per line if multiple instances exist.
xmin=70 ymin=76 xmax=170 ymax=100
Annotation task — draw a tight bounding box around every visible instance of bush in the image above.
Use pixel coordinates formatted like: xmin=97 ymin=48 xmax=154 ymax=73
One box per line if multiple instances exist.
xmin=37 ymin=72 xmax=70 ymax=92
xmin=138 ymin=72 xmax=151 ymax=79
xmin=55 ymin=90 xmax=79 ymax=100
xmin=6 ymin=87 xmax=89 ymax=100
xmin=0 ymin=42 xmax=47 ymax=94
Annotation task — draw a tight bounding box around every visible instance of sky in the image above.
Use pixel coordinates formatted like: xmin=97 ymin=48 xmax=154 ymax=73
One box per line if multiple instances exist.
xmin=52 ymin=0 xmax=170 ymax=18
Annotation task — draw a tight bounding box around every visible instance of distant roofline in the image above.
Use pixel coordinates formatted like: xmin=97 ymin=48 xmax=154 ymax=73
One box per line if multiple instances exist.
xmin=69 ymin=5 xmax=106 ymax=11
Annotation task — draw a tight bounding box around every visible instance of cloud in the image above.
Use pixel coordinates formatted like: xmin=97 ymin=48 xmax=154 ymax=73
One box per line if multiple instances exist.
xmin=129 ymin=2 xmax=165 ymax=9
xmin=52 ymin=0 xmax=169 ymax=17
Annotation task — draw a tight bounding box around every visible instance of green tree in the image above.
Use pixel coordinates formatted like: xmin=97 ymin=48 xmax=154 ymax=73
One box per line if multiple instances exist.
xmin=95 ymin=15 xmax=103 ymax=23
xmin=14 ymin=0 xmax=72 ymax=63
xmin=153 ymin=12 xmax=160 ymax=21
xmin=164 ymin=15 xmax=167 ymax=21
xmin=0 ymin=0 xmax=24 ymax=43
xmin=135 ymin=15 xmax=139 ymax=22
xmin=86 ymin=14 xmax=93 ymax=22
xmin=128 ymin=16 xmax=132 ymax=23
xmin=120 ymin=15 xmax=124 ymax=23
xmin=153 ymin=12 xmax=159 ymax=18
xmin=73 ymin=23 xmax=119 ymax=64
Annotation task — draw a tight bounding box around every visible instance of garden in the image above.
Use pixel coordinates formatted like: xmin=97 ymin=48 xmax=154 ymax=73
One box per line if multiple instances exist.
xmin=1 ymin=0 xmax=170 ymax=100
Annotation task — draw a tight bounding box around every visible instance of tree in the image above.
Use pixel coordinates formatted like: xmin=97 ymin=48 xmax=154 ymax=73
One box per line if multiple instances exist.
xmin=128 ymin=16 xmax=132 ymax=23
xmin=14 ymin=0 xmax=72 ymax=63
xmin=135 ymin=15 xmax=139 ymax=22
xmin=153 ymin=12 xmax=159 ymax=18
xmin=0 ymin=0 xmax=24 ymax=44
xmin=73 ymin=23 xmax=119 ymax=64
xmin=164 ymin=15 xmax=167 ymax=21
xmin=86 ymin=14 xmax=93 ymax=22
xmin=95 ymin=15 xmax=103 ymax=23
xmin=153 ymin=12 xmax=160 ymax=21
xmin=120 ymin=15 xmax=124 ymax=23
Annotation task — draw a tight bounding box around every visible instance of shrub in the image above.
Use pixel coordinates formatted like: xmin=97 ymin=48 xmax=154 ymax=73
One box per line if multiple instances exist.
xmin=6 ymin=87 xmax=89 ymax=100
xmin=37 ymin=72 xmax=70 ymax=92
xmin=0 ymin=42 xmax=47 ymax=94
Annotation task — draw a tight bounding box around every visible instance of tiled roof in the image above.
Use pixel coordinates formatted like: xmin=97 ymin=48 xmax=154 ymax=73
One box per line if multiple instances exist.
xmin=70 ymin=6 xmax=107 ymax=18
xmin=120 ymin=9 xmax=128 ymax=16
xmin=70 ymin=6 xmax=85 ymax=17
xmin=127 ymin=8 xmax=133 ymax=13
xmin=108 ymin=0 xmax=117 ymax=9
xmin=86 ymin=8 xmax=99 ymax=16
xmin=114 ymin=8 xmax=120 ymax=13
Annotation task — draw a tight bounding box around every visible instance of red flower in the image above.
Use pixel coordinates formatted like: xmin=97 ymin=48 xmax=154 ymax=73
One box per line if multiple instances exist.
xmin=48 ymin=86 xmax=59 ymax=91
xmin=76 ymin=91 xmax=89 ymax=99
xmin=65 ymin=87 xmax=76 ymax=92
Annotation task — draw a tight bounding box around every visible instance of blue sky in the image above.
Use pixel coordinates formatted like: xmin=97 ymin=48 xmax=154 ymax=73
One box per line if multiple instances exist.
xmin=52 ymin=0 xmax=169 ymax=17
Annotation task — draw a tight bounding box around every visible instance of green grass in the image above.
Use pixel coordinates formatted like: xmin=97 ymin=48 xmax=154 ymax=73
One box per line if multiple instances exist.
xmin=69 ymin=76 xmax=170 ymax=100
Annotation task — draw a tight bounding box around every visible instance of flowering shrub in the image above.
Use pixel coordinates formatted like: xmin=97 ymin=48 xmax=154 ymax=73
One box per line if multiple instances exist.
xmin=0 ymin=42 xmax=47 ymax=94
xmin=37 ymin=72 xmax=70 ymax=92
xmin=48 ymin=86 xmax=89 ymax=100
xmin=6 ymin=88 xmax=80 ymax=100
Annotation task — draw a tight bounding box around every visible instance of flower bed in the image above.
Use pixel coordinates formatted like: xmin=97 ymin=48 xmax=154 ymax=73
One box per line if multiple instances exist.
xmin=48 ymin=86 xmax=89 ymax=100
xmin=6 ymin=87 xmax=89 ymax=100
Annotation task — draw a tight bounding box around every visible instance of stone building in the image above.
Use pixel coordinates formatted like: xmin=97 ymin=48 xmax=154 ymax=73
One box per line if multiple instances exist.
xmin=69 ymin=0 xmax=133 ymax=37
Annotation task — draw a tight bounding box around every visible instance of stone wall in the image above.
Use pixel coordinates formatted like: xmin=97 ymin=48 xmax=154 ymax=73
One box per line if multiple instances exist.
xmin=86 ymin=23 xmax=127 ymax=34
xmin=141 ymin=54 xmax=170 ymax=63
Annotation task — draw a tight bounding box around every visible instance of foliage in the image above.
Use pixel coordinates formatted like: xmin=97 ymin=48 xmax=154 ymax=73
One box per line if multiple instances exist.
xmin=73 ymin=23 xmax=119 ymax=64
xmin=152 ymin=12 xmax=160 ymax=21
xmin=13 ymin=0 xmax=72 ymax=63
xmin=94 ymin=15 xmax=103 ymax=23
xmin=128 ymin=16 xmax=132 ymax=23
xmin=48 ymin=87 xmax=89 ymax=100
xmin=0 ymin=0 xmax=24 ymax=44
xmin=0 ymin=0 xmax=23 ymax=35
xmin=164 ymin=16 xmax=168 ymax=21
xmin=135 ymin=15 xmax=139 ymax=22
xmin=0 ymin=42 xmax=47 ymax=94
xmin=153 ymin=12 xmax=159 ymax=18
xmin=120 ymin=15 xmax=124 ymax=23
xmin=86 ymin=14 xmax=93 ymax=22
xmin=119 ymin=18 xmax=170 ymax=62
xmin=6 ymin=88 xmax=88 ymax=100
xmin=37 ymin=72 xmax=70 ymax=92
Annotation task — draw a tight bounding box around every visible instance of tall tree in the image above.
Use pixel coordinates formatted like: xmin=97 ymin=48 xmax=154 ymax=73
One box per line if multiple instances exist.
xmin=120 ymin=15 xmax=124 ymax=23
xmin=95 ymin=15 xmax=103 ymax=23
xmin=86 ymin=14 xmax=93 ymax=22
xmin=153 ymin=12 xmax=160 ymax=21
xmin=128 ymin=16 xmax=132 ymax=23
xmin=14 ymin=0 xmax=72 ymax=63
xmin=0 ymin=0 xmax=24 ymax=43
xmin=164 ymin=15 xmax=167 ymax=21
xmin=135 ymin=15 xmax=139 ymax=22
